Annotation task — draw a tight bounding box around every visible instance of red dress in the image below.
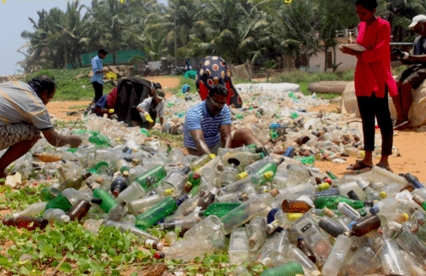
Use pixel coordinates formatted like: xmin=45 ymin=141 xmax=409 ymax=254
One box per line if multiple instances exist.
xmin=355 ymin=17 xmax=398 ymax=98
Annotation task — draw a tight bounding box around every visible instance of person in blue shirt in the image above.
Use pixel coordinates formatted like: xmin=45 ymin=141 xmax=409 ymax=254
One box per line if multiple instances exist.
xmin=183 ymin=84 xmax=262 ymax=156
xmin=91 ymin=49 xmax=110 ymax=104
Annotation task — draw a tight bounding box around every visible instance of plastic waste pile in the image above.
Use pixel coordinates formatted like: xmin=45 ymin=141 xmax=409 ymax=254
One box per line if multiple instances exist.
xmin=1 ymin=83 xmax=424 ymax=275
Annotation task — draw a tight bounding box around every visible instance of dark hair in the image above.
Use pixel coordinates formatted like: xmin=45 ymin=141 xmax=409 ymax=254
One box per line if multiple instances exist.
xmin=208 ymin=84 xmax=228 ymax=98
xmin=355 ymin=0 xmax=377 ymax=11
xmin=154 ymin=83 xmax=162 ymax=89
xmin=28 ymin=75 xmax=56 ymax=98
xmin=98 ymin=49 xmax=108 ymax=55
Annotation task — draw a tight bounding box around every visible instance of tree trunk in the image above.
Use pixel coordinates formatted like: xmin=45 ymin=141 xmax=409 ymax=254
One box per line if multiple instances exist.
xmin=324 ymin=46 xmax=328 ymax=72
xmin=332 ymin=45 xmax=337 ymax=72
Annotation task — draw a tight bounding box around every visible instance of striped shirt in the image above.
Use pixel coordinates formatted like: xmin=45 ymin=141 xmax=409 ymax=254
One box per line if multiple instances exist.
xmin=183 ymin=100 xmax=232 ymax=149
xmin=0 ymin=81 xmax=54 ymax=130
xmin=91 ymin=55 xmax=104 ymax=85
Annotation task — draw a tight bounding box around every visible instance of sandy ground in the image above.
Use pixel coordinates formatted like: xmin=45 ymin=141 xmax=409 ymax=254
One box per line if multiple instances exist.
xmin=46 ymin=76 xmax=426 ymax=183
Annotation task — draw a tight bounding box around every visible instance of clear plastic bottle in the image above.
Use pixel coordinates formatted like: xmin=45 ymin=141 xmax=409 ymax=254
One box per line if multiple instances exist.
xmin=389 ymin=221 xmax=426 ymax=266
xmin=371 ymin=237 xmax=410 ymax=276
xmin=189 ymin=154 xmax=216 ymax=172
xmin=340 ymin=245 xmax=380 ymax=276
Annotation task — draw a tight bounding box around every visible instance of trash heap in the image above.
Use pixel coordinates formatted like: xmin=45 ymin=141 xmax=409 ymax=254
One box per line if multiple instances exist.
xmin=2 ymin=83 xmax=426 ymax=276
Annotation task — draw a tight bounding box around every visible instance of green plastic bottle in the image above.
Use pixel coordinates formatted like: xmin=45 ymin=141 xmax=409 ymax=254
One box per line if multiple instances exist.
xmin=201 ymin=202 xmax=242 ymax=218
xmin=135 ymin=196 xmax=178 ymax=231
xmin=133 ymin=165 xmax=167 ymax=190
xmin=45 ymin=193 xmax=73 ymax=212
xmin=326 ymin=170 xmax=338 ymax=180
xmin=260 ymin=261 xmax=304 ymax=276
xmin=314 ymin=195 xmax=367 ymax=210
xmin=252 ymin=157 xmax=284 ymax=185
xmin=86 ymin=181 xmax=118 ymax=213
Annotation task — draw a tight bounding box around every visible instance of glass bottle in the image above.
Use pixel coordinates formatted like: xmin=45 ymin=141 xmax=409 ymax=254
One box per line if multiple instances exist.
xmin=404 ymin=173 xmax=424 ymax=189
xmin=135 ymin=196 xmax=180 ymax=231
xmin=246 ymin=216 xmax=267 ymax=252
xmin=197 ymin=186 xmax=220 ymax=210
xmin=371 ymin=238 xmax=410 ymax=275
xmin=189 ymin=153 xmax=216 ymax=172
xmin=43 ymin=208 xmax=70 ymax=223
xmin=2 ymin=216 xmax=48 ymax=230
xmin=58 ymin=172 xmax=92 ymax=191
xmin=12 ymin=202 xmax=47 ymax=217
xmin=318 ymin=216 xmax=345 ymax=238
xmin=321 ymin=234 xmax=352 ymax=276
xmin=67 ymin=199 xmax=93 ymax=221
xmin=294 ymin=213 xmax=332 ymax=266
xmin=32 ymin=152 xmax=63 ymax=162
xmin=388 ymin=221 xmax=426 ymax=266
xmin=105 ymin=201 xmax=127 ymax=222
xmin=340 ymin=245 xmax=381 ymax=276
xmin=86 ymin=181 xmax=118 ymax=213
xmin=221 ymin=189 xmax=279 ymax=235
xmin=102 ymin=220 xmax=158 ymax=241
xmin=286 ymin=245 xmax=321 ymax=276
xmin=133 ymin=165 xmax=167 ymax=190
xmin=281 ymin=199 xmax=312 ymax=213
xmin=314 ymin=195 xmax=371 ymax=210
xmin=296 ymin=237 xmax=316 ymax=264
xmin=45 ymin=193 xmax=73 ymax=212
xmin=251 ymin=157 xmax=285 ymax=185
xmin=40 ymin=186 xmax=61 ymax=201
xmin=413 ymin=194 xmax=426 ymax=211
xmin=228 ymin=227 xmax=249 ymax=265
xmin=346 ymin=215 xmax=381 ymax=237
xmin=201 ymin=202 xmax=242 ymax=218
xmin=259 ymin=261 xmax=304 ymax=276
xmin=128 ymin=193 xmax=164 ymax=214
xmin=110 ymin=172 xmax=129 ymax=197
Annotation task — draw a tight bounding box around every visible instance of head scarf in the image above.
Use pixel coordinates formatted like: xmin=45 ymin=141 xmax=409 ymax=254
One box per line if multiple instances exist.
xmin=107 ymin=87 xmax=118 ymax=108
xmin=195 ymin=56 xmax=242 ymax=108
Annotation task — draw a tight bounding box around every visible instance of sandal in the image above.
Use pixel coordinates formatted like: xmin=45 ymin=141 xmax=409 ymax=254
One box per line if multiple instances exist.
xmin=347 ymin=160 xmax=373 ymax=171
xmin=376 ymin=163 xmax=394 ymax=173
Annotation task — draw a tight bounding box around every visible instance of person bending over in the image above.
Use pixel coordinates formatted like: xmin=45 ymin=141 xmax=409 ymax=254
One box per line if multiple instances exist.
xmin=183 ymin=84 xmax=262 ymax=157
xmin=0 ymin=75 xmax=82 ymax=177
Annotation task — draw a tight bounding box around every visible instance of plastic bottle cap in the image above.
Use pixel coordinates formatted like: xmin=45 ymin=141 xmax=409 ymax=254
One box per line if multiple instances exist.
xmin=370 ymin=206 xmax=380 ymax=215
xmin=379 ymin=191 xmax=387 ymax=199
xmin=263 ymin=171 xmax=274 ymax=179
xmin=109 ymin=109 xmax=114 ymax=113
xmin=238 ymin=172 xmax=248 ymax=180
xmin=402 ymin=213 xmax=409 ymax=222
xmin=122 ymin=171 xmax=129 ymax=177
xmin=348 ymin=221 xmax=356 ymax=229
xmin=209 ymin=154 xmax=216 ymax=159
xmin=318 ymin=182 xmax=330 ymax=191
xmin=164 ymin=189 xmax=175 ymax=196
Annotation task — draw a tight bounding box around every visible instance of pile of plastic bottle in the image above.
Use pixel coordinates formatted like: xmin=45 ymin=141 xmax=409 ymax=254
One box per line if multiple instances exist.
xmin=2 ymin=83 xmax=426 ymax=276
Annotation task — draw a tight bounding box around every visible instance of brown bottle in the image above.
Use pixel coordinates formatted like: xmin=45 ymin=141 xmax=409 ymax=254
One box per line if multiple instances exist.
xmin=2 ymin=216 xmax=48 ymax=230
xmin=347 ymin=215 xmax=381 ymax=237
xmin=282 ymin=200 xmax=311 ymax=213
xmin=144 ymin=239 xmax=164 ymax=251
xmin=33 ymin=152 xmax=63 ymax=163
xmin=296 ymin=236 xmax=316 ymax=263
xmin=67 ymin=199 xmax=92 ymax=221
xmin=197 ymin=186 xmax=219 ymax=210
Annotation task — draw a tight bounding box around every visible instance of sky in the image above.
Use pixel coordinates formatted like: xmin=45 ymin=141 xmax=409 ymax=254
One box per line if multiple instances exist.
xmin=0 ymin=0 xmax=167 ymax=76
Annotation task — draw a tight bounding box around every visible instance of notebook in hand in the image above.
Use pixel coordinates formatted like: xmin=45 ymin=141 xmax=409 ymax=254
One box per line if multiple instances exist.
xmin=340 ymin=43 xmax=366 ymax=52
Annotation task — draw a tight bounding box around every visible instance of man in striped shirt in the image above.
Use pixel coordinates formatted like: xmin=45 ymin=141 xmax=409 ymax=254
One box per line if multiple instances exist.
xmin=0 ymin=75 xmax=82 ymax=178
xmin=184 ymin=84 xmax=262 ymax=156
